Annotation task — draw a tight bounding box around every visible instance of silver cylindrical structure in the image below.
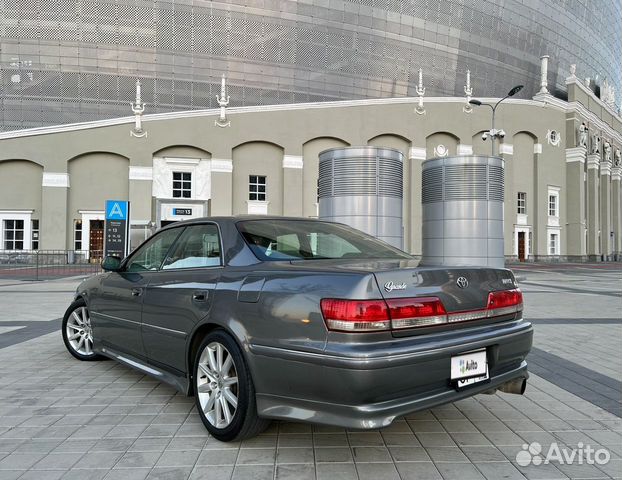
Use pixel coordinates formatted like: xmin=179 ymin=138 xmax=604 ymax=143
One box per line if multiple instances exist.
xmin=422 ymin=155 xmax=504 ymax=267
xmin=318 ymin=146 xmax=403 ymax=249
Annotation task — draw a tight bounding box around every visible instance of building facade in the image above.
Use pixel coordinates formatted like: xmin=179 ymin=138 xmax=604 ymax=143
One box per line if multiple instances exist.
xmin=1 ymin=75 xmax=621 ymax=262
xmin=1 ymin=0 xmax=621 ymax=131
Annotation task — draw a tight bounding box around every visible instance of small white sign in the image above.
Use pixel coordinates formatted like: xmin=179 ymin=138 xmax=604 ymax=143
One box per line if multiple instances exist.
xmin=451 ymin=349 xmax=487 ymax=380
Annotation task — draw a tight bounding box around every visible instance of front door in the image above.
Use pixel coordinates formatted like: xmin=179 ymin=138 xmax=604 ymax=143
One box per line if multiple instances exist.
xmin=518 ymin=232 xmax=526 ymax=261
xmin=142 ymin=223 xmax=222 ymax=374
xmin=90 ymin=226 xmax=184 ymax=359
xmin=90 ymin=220 xmax=104 ymax=262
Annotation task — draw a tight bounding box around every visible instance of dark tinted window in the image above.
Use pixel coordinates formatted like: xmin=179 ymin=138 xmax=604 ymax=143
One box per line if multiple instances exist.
xmin=237 ymin=220 xmax=411 ymax=261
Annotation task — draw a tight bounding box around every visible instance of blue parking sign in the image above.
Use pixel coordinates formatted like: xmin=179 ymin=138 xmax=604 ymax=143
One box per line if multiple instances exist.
xmin=106 ymin=200 xmax=128 ymax=221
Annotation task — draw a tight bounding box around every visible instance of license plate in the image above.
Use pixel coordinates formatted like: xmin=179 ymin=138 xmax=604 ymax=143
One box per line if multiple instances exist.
xmin=451 ymin=349 xmax=487 ymax=380
xmin=455 ymin=366 xmax=489 ymax=389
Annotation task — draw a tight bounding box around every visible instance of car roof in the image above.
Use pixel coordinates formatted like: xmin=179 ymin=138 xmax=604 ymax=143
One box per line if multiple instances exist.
xmin=158 ymin=215 xmax=322 ymax=231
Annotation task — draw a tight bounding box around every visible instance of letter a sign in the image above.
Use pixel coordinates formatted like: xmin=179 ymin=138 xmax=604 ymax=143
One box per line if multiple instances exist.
xmin=104 ymin=200 xmax=130 ymax=258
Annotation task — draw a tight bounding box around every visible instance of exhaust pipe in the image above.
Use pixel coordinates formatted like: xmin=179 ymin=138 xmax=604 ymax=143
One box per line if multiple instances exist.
xmin=498 ymin=377 xmax=527 ymax=395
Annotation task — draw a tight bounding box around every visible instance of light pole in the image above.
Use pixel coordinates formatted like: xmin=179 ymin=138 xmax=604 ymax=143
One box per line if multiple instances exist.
xmin=469 ymin=85 xmax=523 ymax=156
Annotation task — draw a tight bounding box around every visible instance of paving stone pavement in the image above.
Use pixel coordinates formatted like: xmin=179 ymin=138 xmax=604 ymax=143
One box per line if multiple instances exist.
xmin=0 ymin=265 xmax=620 ymax=480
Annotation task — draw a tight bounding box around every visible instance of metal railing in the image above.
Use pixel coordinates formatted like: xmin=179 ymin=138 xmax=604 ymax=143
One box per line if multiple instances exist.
xmin=0 ymin=250 xmax=103 ymax=281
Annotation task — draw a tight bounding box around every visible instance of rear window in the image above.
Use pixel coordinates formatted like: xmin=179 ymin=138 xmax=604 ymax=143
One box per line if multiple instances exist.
xmin=237 ymin=220 xmax=411 ymax=261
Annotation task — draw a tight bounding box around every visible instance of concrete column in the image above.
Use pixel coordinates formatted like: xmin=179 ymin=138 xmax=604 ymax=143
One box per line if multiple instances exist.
xmin=409 ymin=147 xmax=426 ymax=256
xmin=41 ymin=172 xmax=69 ymax=250
xmin=210 ymin=159 xmax=233 ymax=216
xmin=532 ymin=145 xmax=544 ymax=258
xmin=128 ymin=167 xmax=153 ymax=222
xmin=600 ymin=159 xmax=612 ymax=260
xmin=499 ymin=143 xmax=513 ymax=258
xmin=612 ymin=167 xmax=622 ymax=259
xmin=282 ymin=155 xmax=303 ymax=217
xmin=586 ymin=154 xmax=600 ymax=259
xmin=565 ymin=147 xmax=587 ymax=259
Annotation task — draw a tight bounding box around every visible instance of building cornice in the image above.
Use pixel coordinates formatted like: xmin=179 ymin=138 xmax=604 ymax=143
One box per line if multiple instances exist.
xmin=587 ymin=154 xmax=601 ymax=170
xmin=42 ymin=172 xmax=70 ymax=188
xmin=565 ymin=76 xmax=621 ymax=121
xmin=534 ymin=92 xmax=622 ymax=146
xmin=0 ymin=97 xmax=546 ymax=141
xmin=565 ymin=146 xmax=586 ymax=163
xmin=283 ymin=155 xmax=304 ymax=169
xmin=210 ymin=159 xmax=233 ymax=173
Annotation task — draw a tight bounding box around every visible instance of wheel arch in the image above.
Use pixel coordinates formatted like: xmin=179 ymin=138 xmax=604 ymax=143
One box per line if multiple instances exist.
xmin=186 ymin=321 xmax=249 ymax=396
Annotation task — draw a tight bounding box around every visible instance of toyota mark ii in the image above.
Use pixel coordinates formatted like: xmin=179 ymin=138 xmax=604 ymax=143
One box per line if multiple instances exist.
xmin=62 ymin=217 xmax=533 ymax=441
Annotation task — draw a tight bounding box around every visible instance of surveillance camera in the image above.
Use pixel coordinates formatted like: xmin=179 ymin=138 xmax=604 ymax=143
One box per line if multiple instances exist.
xmin=498 ymin=130 xmax=506 ymax=138
xmin=482 ymin=132 xmax=488 ymax=141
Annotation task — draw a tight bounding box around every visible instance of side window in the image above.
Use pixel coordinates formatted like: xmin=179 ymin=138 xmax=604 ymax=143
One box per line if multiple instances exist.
xmin=126 ymin=228 xmax=183 ymax=272
xmin=161 ymin=224 xmax=222 ymax=270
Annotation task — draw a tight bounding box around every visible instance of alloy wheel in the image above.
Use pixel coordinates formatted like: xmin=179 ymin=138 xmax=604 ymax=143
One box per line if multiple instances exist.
xmin=196 ymin=342 xmax=239 ymax=429
xmin=65 ymin=306 xmax=94 ymax=356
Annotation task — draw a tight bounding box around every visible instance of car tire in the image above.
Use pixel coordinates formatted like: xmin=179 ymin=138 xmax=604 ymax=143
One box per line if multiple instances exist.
xmin=62 ymin=298 xmax=103 ymax=361
xmin=194 ymin=330 xmax=270 ymax=441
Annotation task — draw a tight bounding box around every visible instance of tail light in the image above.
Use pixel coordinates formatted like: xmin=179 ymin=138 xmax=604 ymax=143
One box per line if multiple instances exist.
xmin=321 ymin=288 xmax=523 ymax=333
xmin=486 ymin=289 xmax=523 ymax=317
xmin=320 ymin=299 xmax=390 ymax=332
xmin=386 ymin=297 xmax=447 ymax=329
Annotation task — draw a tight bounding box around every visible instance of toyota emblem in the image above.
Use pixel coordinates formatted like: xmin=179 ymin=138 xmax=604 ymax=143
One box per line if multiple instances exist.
xmin=456 ymin=276 xmax=469 ymax=289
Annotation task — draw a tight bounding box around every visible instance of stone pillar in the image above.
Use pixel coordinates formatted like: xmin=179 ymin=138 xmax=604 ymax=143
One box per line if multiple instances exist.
xmin=282 ymin=155 xmax=303 ymax=217
xmin=565 ymin=147 xmax=587 ymax=259
xmin=586 ymin=154 xmax=600 ymax=260
xmin=499 ymin=143 xmax=514 ymax=258
xmin=128 ymin=166 xmax=154 ymax=249
xmin=612 ymin=166 xmax=622 ymax=259
xmin=210 ymin=159 xmax=233 ymax=216
xmin=41 ymin=172 xmax=69 ymax=250
xmin=600 ymin=159 xmax=612 ymax=260
xmin=532 ymin=144 xmax=544 ymax=258
xmin=539 ymin=55 xmax=550 ymax=94
xmin=409 ymin=147 xmax=426 ymax=256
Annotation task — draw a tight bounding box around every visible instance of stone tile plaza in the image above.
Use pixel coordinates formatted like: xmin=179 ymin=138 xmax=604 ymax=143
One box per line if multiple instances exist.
xmin=0 ymin=264 xmax=620 ymax=480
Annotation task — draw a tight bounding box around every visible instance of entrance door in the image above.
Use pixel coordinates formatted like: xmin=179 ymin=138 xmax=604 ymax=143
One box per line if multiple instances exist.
xmin=518 ymin=232 xmax=526 ymax=261
xmin=90 ymin=220 xmax=104 ymax=262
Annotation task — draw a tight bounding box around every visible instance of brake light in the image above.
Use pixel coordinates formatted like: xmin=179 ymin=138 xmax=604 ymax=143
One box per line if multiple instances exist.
xmin=320 ymin=299 xmax=390 ymax=332
xmin=486 ymin=289 xmax=523 ymax=317
xmin=321 ymin=289 xmax=522 ymax=333
xmin=387 ymin=297 xmax=447 ymax=329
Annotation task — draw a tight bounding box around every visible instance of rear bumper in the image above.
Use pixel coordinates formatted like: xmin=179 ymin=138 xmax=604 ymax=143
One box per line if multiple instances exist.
xmin=249 ymin=319 xmax=533 ymax=429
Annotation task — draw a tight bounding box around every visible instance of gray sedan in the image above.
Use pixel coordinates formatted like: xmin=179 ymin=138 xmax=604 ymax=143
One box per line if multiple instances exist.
xmin=62 ymin=217 xmax=532 ymax=441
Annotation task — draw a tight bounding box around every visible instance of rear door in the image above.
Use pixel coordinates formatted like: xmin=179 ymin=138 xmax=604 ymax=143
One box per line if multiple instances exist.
xmin=141 ymin=223 xmax=223 ymax=373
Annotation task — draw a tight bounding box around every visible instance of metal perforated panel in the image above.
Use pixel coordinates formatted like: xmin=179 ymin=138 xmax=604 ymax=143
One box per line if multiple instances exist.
xmin=422 ymin=156 xmax=505 ymax=267
xmin=318 ymin=147 xmax=404 ymax=249
xmin=0 ymin=0 xmax=620 ymax=130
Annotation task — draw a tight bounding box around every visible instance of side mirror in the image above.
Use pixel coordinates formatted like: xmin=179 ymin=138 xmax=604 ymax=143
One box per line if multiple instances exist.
xmin=101 ymin=255 xmax=123 ymax=272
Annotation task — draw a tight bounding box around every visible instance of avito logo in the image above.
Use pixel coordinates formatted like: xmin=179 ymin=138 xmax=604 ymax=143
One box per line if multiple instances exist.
xmin=459 ymin=359 xmax=478 ymax=375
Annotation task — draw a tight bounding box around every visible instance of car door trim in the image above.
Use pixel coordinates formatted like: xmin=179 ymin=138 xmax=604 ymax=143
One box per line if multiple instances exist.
xmin=141 ymin=322 xmax=187 ymax=338
xmin=92 ymin=311 xmax=141 ymax=326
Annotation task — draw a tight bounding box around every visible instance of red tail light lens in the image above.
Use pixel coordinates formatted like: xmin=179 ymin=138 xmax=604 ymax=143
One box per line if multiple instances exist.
xmin=321 ymin=289 xmax=523 ymax=333
xmin=320 ymin=299 xmax=390 ymax=332
xmin=386 ymin=297 xmax=447 ymax=329
xmin=486 ymin=289 xmax=523 ymax=317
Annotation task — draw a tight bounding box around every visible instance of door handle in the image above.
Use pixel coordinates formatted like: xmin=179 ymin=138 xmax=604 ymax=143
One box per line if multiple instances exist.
xmin=192 ymin=290 xmax=208 ymax=302
xmin=131 ymin=288 xmax=143 ymax=297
